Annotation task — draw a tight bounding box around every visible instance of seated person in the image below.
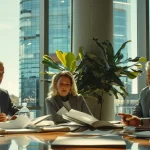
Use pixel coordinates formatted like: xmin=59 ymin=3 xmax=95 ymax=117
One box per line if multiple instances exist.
xmin=0 ymin=61 xmax=19 ymax=122
xmin=118 ymin=113 xmax=150 ymax=127
xmin=45 ymin=71 xmax=92 ymax=123
xmin=118 ymin=61 xmax=150 ymax=127
xmin=131 ymin=61 xmax=150 ymax=118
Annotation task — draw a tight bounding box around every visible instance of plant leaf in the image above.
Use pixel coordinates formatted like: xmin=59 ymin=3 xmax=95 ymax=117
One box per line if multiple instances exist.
xmin=56 ymin=50 xmax=67 ymax=67
xmin=65 ymin=52 xmax=76 ymax=71
xmin=76 ymin=46 xmax=84 ymax=61
xmin=41 ymin=59 xmax=64 ymax=70
xmin=102 ymin=40 xmax=114 ymax=65
xmin=114 ymin=40 xmax=131 ymax=63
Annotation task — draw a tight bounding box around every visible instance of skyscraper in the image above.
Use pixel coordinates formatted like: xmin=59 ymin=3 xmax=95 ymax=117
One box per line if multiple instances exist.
xmin=19 ymin=0 xmax=40 ymax=107
xmin=19 ymin=0 xmax=71 ymax=112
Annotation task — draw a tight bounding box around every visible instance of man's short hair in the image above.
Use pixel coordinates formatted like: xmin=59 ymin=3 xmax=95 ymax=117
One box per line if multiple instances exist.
xmin=0 ymin=61 xmax=3 ymax=66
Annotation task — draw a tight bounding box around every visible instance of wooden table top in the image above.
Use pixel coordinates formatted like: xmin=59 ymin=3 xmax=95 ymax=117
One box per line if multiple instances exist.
xmin=0 ymin=131 xmax=150 ymax=150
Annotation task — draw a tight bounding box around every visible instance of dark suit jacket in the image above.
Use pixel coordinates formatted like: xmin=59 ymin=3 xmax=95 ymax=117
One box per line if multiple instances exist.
xmin=0 ymin=88 xmax=18 ymax=116
xmin=45 ymin=94 xmax=92 ymax=123
xmin=132 ymin=86 xmax=150 ymax=117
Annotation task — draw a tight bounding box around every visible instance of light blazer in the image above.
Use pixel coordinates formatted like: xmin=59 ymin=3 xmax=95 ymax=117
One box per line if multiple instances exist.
xmin=45 ymin=94 xmax=92 ymax=123
xmin=0 ymin=88 xmax=18 ymax=116
xmin=132 ymin=86 xmax=150 ymax=117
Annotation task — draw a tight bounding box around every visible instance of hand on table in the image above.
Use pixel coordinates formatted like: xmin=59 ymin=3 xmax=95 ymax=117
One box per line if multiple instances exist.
xmin=9 ymin=115 xmax=18 ymax=120
xmin=118 ymin=113 xmax=141 ymax=127
xmin=0 ymin=113 xmax=18 ymax=122
xmin=0 ymin=113 xmax=7 ymax=122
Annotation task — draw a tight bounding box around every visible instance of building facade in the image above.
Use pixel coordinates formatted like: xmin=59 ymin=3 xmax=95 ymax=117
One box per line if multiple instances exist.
xmin=19 ymin=0 xmax=40 ymax=107
xmin=19 ymin=0 xmax=71 ymax=112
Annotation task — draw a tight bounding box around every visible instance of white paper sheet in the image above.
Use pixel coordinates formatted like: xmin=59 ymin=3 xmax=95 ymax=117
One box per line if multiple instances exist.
xmin=0 ymin=115 xmax=31 ymax=129
xmin=35 ymin=120 xmax=54 ymax=127
xmin=67 ymin=129 xmax=113 ymax=135
xmin=57 ymin=106 xmax=68 ymax=116
xmin=59 ymin=121 xmax=84 ymax=126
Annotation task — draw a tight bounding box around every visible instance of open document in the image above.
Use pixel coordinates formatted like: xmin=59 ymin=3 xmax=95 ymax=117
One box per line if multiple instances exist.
xmin=63 ymin=109 xmax=124 ymax=129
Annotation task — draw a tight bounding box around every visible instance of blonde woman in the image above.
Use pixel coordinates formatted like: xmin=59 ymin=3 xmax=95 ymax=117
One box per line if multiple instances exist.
xmin=45 ymin=71 xmax=92 ymax=123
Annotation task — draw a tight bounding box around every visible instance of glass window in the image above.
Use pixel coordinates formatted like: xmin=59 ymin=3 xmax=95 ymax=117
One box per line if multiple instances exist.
xmin=113 ymin=0 xmax=138 ymax=120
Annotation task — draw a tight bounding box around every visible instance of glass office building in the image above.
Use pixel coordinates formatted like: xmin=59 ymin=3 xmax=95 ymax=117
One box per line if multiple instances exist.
xmin=19 ymin=0 xmax=71 ymax=110
xmin=48 ymin=0 xmax=71 ymax=54
xmin=19 ymin=0 xmax=40 ymax=106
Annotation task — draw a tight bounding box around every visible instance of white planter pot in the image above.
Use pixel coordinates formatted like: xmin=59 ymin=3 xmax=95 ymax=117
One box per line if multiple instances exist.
xmin=86 ymin=92 xmax=115 ymax=121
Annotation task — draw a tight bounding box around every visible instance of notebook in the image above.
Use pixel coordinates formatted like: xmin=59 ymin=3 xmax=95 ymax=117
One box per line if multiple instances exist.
xmin=51 ymin=135 xmax=126 ymax=148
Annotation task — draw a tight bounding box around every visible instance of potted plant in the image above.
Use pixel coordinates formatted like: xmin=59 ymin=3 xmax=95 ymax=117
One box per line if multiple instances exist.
xmin=41 ymin=38 xmax=146 ymax=119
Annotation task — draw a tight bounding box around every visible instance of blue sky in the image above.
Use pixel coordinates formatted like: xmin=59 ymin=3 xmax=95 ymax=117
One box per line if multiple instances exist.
xmin=0 ymin=0 xmax=19 ymax=96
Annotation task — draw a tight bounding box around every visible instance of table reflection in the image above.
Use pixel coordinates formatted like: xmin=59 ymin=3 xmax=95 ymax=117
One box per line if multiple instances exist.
xmin=0 ymin=135 xmax=51 ymax=150
xmin=0 ymin=133 xmax=150 ymax=150
xmin=0 ymin=136 xmax=11 ymax=150
xmin=124 ymin=135 xmax=150 ymax=150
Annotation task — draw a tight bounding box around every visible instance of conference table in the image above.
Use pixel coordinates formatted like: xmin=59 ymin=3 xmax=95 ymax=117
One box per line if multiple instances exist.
xmin=0 ymin=130 xmax=150 ymax=150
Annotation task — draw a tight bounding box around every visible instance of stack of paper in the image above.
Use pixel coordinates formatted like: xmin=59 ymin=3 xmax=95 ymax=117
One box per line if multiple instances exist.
xmin=0 ymin=114 xmax=52 ymax=129
xmin=0 ymin=114 xmax=80 ymax=133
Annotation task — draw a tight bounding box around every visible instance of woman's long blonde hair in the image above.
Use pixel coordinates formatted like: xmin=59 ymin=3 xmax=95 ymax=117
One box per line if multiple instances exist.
xmin=145 ymin=61 xmax=150 ymax=72
xmin=48 ymin=71 xmax=78 ymax=97
xmin=145 ymin=61 xmax=150 ymax=86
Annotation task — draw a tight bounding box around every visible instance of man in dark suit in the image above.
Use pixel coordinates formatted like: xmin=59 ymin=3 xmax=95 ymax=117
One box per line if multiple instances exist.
xmin=0 ymin=61 xmax=19 ymax=122
xmin=128 ymin=61 xmax=150 ymax=118
xmin=118 ymin=61 xmax=150 ymax=126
